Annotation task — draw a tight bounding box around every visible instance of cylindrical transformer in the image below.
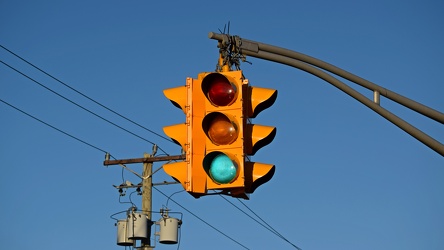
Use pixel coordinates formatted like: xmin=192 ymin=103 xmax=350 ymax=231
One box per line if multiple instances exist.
xmin=159 ymin=217 xmax=180 ymax=244
xmin=116 ymin=219 xmax=134 ymax=246
xmin=127 ymin=212 xmax=150 ymax=240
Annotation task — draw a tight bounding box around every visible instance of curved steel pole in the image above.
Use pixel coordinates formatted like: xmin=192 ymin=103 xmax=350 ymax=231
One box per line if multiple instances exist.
xmin=209 ymin=32 xmax=444 ymax=124
xmin=208 ymin=32 xmax=444 ymax=156
xmin=240 ymin=38 xmax=444 ymax=124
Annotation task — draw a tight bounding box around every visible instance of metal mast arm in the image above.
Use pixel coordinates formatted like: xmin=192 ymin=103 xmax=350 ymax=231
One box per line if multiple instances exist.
xmin=209 ymin=32 xmax=444 ymax=156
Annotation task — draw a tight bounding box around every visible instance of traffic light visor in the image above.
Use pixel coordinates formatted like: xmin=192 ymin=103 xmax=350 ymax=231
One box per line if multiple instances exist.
xmin=247 ymin=87 xmax=277 ymax=118
xmin=163 ymin=86 xmax=187 ymax=113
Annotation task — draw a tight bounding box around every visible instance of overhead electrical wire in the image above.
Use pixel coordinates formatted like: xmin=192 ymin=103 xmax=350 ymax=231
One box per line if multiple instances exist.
xmin=217 ymin=193 xmax=302 ymax=249
xmin=0 ymin=55 xmax=245 ymax=247
xmin=1 ymin=94 xmax=287 ymax=249
xmin=0 ymin=98 xmax=108 ymax=154
xmin=153 ymin=186 xmax=250 ymax=250
xmin=0 ymin=44 xmax=173 ymax=144
xmin=1 ymin=45 xmax=298 ymax=249
xmin=0 ymin=59 xmax=170 ymax=155
xmin=2 ymin=84 xmax=253 ymax=249
xmin=237 ymin=198 xmax=302 ymax=250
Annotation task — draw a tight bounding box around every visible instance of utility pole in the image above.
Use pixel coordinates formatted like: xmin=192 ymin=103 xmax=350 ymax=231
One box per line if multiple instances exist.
xmin=104 ymin=150 xmax=185 ymax=248
xmin=141 ymin=150 xmax=154 ymax=250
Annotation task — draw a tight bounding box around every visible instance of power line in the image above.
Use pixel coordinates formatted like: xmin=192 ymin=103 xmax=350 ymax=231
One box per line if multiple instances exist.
xmin=0 ymin=45 xmax=252 ymax=249
xmin=218 ymin=194 xmax=272 ymax=230
xmin=217 ymin=194 xmax=302 ymax=249
xmin=1 ymin=44 xmax=296 ymax=249
xmin=0 ymin=98 xmax=108 ymax=154
xmin=0 ymin=59 xmax=170 ymax=155
xmin=0 ymin=44 xmax=173 ymax=144
xmin=237 ymin=198 xmax=302 ymax=250
xmin=153 ymin=186 xmax=250 ymax=250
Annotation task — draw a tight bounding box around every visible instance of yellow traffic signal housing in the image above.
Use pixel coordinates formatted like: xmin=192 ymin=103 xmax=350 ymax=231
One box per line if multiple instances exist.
xmin=201 ymin=71 xmax=246 ymax=195
xmin=162 ymin=70 xmax=277 ymax=199
xmin=162 ymin=78 xmax=207 ymax=197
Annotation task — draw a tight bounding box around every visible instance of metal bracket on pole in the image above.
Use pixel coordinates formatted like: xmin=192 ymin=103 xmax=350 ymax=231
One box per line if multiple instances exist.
xmin=103 ymin=155 xmax=185 ymax=166
xmin=374 ymin=91 xmax=380 ymax=105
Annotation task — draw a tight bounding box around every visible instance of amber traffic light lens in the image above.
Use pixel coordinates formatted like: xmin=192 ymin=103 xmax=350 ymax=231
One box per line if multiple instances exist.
xmin=207 ymin=74 xmax=236 ymax=106
xmin=205 ymin=113 xmax=238 ymax=145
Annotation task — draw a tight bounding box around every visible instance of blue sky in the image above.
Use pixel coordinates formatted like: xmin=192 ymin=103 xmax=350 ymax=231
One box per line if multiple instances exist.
xmin=1 ymin=1 xmax=443 ymax=249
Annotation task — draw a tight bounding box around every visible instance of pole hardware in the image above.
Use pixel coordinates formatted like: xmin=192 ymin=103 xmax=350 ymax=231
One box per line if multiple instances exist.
xmin=104 ymin=154 xmax=185 ymax=166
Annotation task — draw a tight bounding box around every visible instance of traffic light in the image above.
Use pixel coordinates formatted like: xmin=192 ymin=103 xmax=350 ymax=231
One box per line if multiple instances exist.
xmin=162 ymin=70 xmax=277 ymax=199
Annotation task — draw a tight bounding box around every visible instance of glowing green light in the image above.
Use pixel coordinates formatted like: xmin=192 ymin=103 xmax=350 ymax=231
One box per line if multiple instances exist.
xmin=209 ymin=153 xmax=237 ymax=184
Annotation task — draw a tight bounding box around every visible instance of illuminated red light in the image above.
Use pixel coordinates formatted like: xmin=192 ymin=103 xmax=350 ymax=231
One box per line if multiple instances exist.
xmin=207 ymin=75 xmax=236 ymax=106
